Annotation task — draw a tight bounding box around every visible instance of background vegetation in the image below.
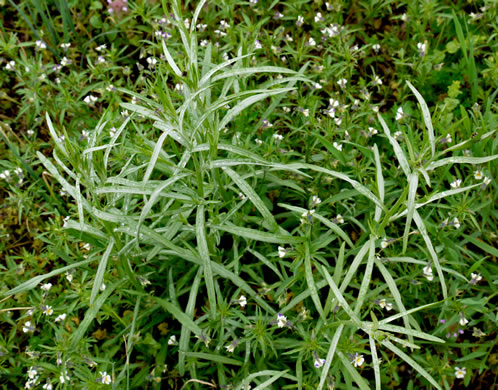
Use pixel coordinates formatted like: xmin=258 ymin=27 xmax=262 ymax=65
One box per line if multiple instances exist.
xmin=0 ymin=0 xmax=497 ymax=389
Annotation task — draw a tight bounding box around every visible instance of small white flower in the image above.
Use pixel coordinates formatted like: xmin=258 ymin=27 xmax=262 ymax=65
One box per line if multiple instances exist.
xmin=395 ymin=107 xmax=405 ymax=121
xmin=200 ymin=39 xmax=209 ymax=47
xmin=441 ymin=133 xmax=452 ymax=144
xmin=311 ymin=195 xmax=321 ymax=207
xmin=237 ymin=295 xmax=247 ymax=308
xmin=214 ymin=29 xmax=226 ymax=37
xmin=334 ymin=214 xmax=344 ymax=224
xmin=184 ymin=18 xmax=190 ymax=29
xmin=254 ymin=39 xmax=262 ymax=49
xmin=314 ymin=12 xmax=324 ymax=23
xmin=372 ymin=75 xmax=383 ymax=86
xmin=42 ymin=383 xmax=53 ymax=390
xmin=276 ymin=313 xmax=287 ymax=328
xmin=273 ymin=11 xmax=283 ymax=19
xmin=65 ymin=271 xmax=73 ymax=282
xmin=96 ymin=55 xmax=106 ymax=64
xmin=417 ymin=42 xmax=427 ymax=57
xmin=41 ymin=305 xmax=53 ymax=316
xmin=284 ymin=34 xmax=293 ymax=42
xmin=27 ymin=129 xmax=35 ymax=136
xmin=450 ymin=179 xmax=462 ymax=189
xmin=255 ymin=138 xmax=263 ymax=146
xmin=147 ymin=57 xmax=158 ymax=68
xmin=311 ymin=81 xmax=322 ymax=90
xmin=249 ymin=0 xmax=258 ymax=5
xmin=368 ymin=127 xmax=378 ymax=137
xmin=106 ymin=84 xmax=115 ymax=92
xmin=23 ymin=321 xmax=35 ymax=333
xmin=0 ymin=170 xmax=10 ymax=180
xmin=121 ymin=110 xmax=130 ymax=118
xmin=452 ymin=217 xmax=461 ymax=229
xmin=337 ymin=78 xmax=347 ymax=89
xmin=454 ymin=367 xmax=466 ymax=379
xmin=474 ymin=170 xmax=483 ymax=180
xmin=352 ymin=353 xmax=364 ymax=367
xmin=482 ymin=176 xmax=491 ymax=187
xmin=59 ymin=371 xmax=70 ymax=384
xmin=41 ymin=283 xmax=52 ymax=292
xmin=5 ymin=60 xmax=15 ymax=71
xmin=379 ymin=299 xmax=393 ymax=311
xmin=100 ymin=283 xmax=106 ymax=292
xmin=262 ymin=119 xmax=273 ymax=129
xmin=196 ymin=23 xmax=207 ymax=31
xmin=35 ymin=40 xmax=47 ymax=50
xmin=301 ymin=209 xmax=315 ymax=224
xmin=168 ymin=335 xmax=178 ymax=345
xmin=95 ymin=44 xmax=107 ymax=52
xmin=333 ymin=142 xmax=342 ymax=151
xmin=394 ymin=131 xmax=403 ymax=140
xmin=27 ymin=367 xmax=38 ymax=379
xmin=372 ymin=43 xmax=381 ymax=52
xmin=225 ymin=340 xmax=238 ymax=353
xmin=220 ymin=20 xmax=230 ymax=30
xmin=60 ymin=43 xmax=71 ymax=50
xmin=470 ymin=273 xmax=482 ymax=284
xmin=423 ymin=265 xmax=433 ymax=281
xmin=298 ymin=107 xmax=310 ymax=117
xmin=54 ymin=313 xmax=67 ymax=322
xmin=314 ymin=357 xmax=326 ymax=368
xmin=307 ymin=37 xmax=317 ymax=47
xmin=296 ymin=15 xmax=304 ymax=27
xmin=83 ymin=95 xmax=98 ymax=105
xmin=459 ymin=314 xmax=469 ymax=326
xmin=381 ymin=238 xmax=389 ymax=249
xmin=278 ymin=246 xmax=287 ymax=258
xmin=99 ymin=371 xmax=112 ymax=385
xmin=60 ymin=56 xmax=72 ymax=66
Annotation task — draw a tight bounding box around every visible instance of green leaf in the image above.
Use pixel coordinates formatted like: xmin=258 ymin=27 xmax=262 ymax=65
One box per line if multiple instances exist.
xmin=403 ymin=173 xmax=418 ymax=253
xmin=223 ymin=167 xmax=278 ymax=231
xmin=210 ymin=223 xmax=301 ymax=244
xmin=317 ymin=324 xmax=344 ymax=390
xmin=380 ymin=339 xmax=442 ymax=390
xmin=70 ymin=281 xmax=122 ymax=349
xmin=184 ymin=352 xmax=242 ymax=366
xmin=196 ymin=206 xmax=217 ymax=319
xmin=406 ymin=81 xmax=435 ymax=157
xmin=89 ymin=239 xmax=114 ymax=305
xmin=3 ymin=258 xmax=96 ymax=296
xmin=305 ymin=240 xmax=325 ymax=320
xmin=425 ymin=155 xmax=498 ymax=171
xmin=157 ymin=299 xmax=203 ymax=337
xmin=413 ymin=210 xmax=447 ymax=298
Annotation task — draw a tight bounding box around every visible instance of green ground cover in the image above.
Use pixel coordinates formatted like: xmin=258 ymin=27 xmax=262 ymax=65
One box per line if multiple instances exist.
xmin=0 ymin=0 xmax=497 ymax=388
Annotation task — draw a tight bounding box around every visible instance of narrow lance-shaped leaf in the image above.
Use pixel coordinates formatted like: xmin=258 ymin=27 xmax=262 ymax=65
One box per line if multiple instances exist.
xmin=317 ymin=324 xmax=344 ymax=390
xmin=413 ymin=210 xmax=447 ymax=298
xmin=406 ymin=81 xmax=435 ymax=157
xmin=373 ymin=144 xmax=384 ymax=222
xmin=305 ymin=240 xmax=325 ymax=320
xmin=403 ymin=173 xmax=418 ymax=254
xmin=89 ymin=239 xmax=114 ymax=305
xmin=381 ymin=339 xmax=442 ymax=390
xmin=196 ymin=206 xmax=217 ymax=320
